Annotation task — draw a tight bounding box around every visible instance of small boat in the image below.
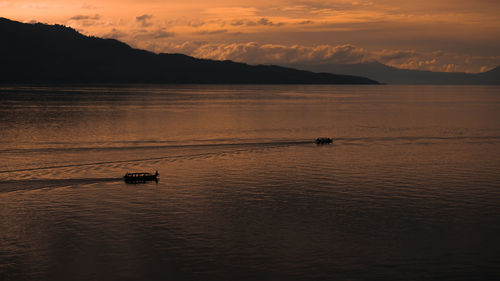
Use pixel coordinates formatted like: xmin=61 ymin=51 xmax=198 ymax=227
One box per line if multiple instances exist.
xmin=124 ymin=171 xmax=159 ymax=183
xmin=315 ymin=137 xmax=333 ymax=144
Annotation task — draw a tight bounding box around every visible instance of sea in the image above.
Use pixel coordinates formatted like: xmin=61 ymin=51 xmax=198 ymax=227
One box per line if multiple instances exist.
xmin=1 ymin=85 xmax=499 ymax=280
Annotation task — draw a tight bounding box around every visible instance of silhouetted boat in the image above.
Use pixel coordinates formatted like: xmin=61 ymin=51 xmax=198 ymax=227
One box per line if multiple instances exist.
xmin=124 ymin=171 xmax=159 ymax=182
xmin=315 ymin=138 xmax=333 ymax=144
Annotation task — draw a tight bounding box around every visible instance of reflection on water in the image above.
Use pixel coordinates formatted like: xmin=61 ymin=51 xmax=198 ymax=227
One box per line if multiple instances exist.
xmin=1 ymin=85 xmax=500 ymax=280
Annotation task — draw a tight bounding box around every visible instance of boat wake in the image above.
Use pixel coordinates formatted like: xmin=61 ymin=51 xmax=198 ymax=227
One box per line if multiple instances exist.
xmin=1 ymin=135 xmax=498 ymax=181
xmin=0 ymin=139 xmax=313 ymax=175
xmin=0 ymin=139 xmax=313 ymax=154
xmin=0 ymin=177 xmax=122 ymax=194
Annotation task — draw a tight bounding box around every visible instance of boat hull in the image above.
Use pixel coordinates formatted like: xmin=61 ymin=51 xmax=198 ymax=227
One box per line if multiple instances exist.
xmin=315 ymin=138 xmax=333 ymax=144
xmin=123 ymin=172 xmax=159 ymax=183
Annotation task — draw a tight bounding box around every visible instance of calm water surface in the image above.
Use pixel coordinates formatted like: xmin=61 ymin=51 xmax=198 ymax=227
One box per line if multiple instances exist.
xmin=1 ymin=85 xmax=500 ymax=280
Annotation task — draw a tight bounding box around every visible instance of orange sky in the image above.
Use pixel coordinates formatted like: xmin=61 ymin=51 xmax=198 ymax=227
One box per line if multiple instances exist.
xmin=3 ymin=0 xmax=500 ymax=72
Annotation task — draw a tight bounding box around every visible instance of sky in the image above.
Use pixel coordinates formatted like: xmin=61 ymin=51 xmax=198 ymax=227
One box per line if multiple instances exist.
xmin=3 ymin=0 xmax=500 ymax=72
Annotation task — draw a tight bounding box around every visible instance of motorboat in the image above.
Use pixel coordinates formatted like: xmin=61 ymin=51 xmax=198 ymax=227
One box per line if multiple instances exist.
xmin=124 ymin=171 xmax=159 ymax=183
xmin=315 ymin=138 xmax=333 ymax=144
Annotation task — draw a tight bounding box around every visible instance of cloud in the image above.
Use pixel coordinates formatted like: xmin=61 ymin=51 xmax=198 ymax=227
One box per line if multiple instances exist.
xmin=131 ymin=29 xmax=175 ymax=41
xmin=374 ymin=49 xmax=417 ymax=61
xmin=274 ymin=1 xmax=375 ymax=17
xmin=146 ymin=29 xmax=175 ymax=39
xmin=187 ymin=20 xmax=207 ymax=28
xmin=253 ymin=18 xmax=284 ymax=26
xmin=480 ymin=66 xmax=489 ymax=72
xmin=195 ymin=29 xmax=228 ymax=35
xmin=442 ymin=64 xmax=458 ymax=72
xmin=102 ymin=28 xmax=128 ymax=39
xmin=136 ymin=14 xmax=153 ymax=27
xmin=67 ymin=14 xmax=103 ymax=27
xmin=155 ymin=41 xmax=500 ymax=73
xmin=21 ymin=2 xmax=59 ymax=9
xmin=204 ymin=7 xmax=258 ymax=17
xmin=161 ymin=42 xmax=369 ymax=65
xmin=81 ymin=3 xmax=99 ymax=10
xmin=70 ymin=14 xmax=100 ymax=21
xmin=230 ymin=18 xmax=284 ymax=27
xmin=136 ymin=14 xmax=152 ymax=21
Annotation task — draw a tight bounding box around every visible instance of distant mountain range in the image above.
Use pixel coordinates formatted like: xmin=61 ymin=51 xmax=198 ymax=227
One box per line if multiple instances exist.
xmin=286 ymin=62 xmax=500 ymax=85
xmin=0 ymin=17 xmax=378 ymax=84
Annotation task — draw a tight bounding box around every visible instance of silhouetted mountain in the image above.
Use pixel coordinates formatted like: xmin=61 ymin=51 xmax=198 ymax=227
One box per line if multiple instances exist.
xmin=0 ymin=18 xmax=378 ymax=84
xmin=286 ymin=61 xmax=500 ymax=85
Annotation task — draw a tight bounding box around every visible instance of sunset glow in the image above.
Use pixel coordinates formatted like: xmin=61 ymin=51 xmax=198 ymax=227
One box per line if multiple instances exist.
xmin=3 ymin=0 xmax=500 ymax=72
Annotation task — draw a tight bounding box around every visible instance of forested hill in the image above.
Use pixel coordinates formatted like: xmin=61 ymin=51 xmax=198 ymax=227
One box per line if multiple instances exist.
xmin=0 ymin=17 xmax=378 ymax=84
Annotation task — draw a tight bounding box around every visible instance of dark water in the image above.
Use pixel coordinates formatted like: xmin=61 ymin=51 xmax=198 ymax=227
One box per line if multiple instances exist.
xmin=1 ymin=85 xmax=500 ymax=280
